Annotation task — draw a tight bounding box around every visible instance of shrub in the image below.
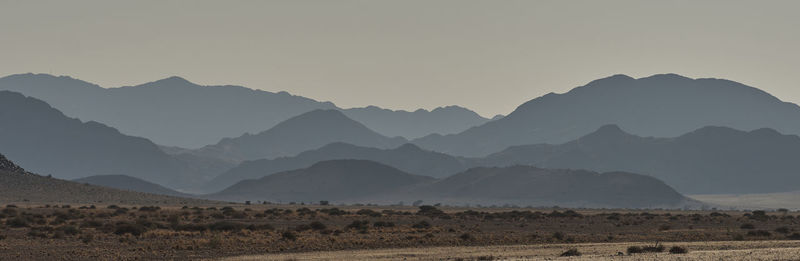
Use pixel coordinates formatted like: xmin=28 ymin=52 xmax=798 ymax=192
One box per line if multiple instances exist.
xmin=282 ymin=231 xmax=297 ymax=241
xmin=669 ymin=246 xmax=688 ymax=254
xmin=113 ymin=222 xmax=147 ymax=236
xmin=346 ymin=220 xmax=370 ymax=230
xmin=373 ymin=221 xmax=395 ymax=228
xmin=309 ymin=221 xmax=327 ymax=230
xmin=459 ymin=233 xmax=473 ymax=241
xmin=747 ymin=230 xmax=772 ymax=237
xmin=560 ymin=248 xmax=581 ymax=256
xmin=59 ymin=226 xmax=80 ymax=236
xmin=412 ymin=220 xmax=431 ymax=229
xmin=356 ymin=209 xmax=382 ymax=217
xmin=208 ymin=221 xmax=247 ymax=232
xmin=79 ymin=233 xmax=93 ymax=244
xmin=740 ymin=223 xmax=755 ymax=229
xmin=627 ymin=246 xmax=643 ymax=254
xmin=775 ymin=227 xmax=791 ymax=234
xmin=6 ymin=217 xmax=30 ymax=227
xmin=138 ymin=206 xmax=160 ymax=212
xmin=642 ymin=244 xmax=665 ymax=253
xmin=552 ymin=231 xmax=564 ymax=240
xmin=417 ymin=206 xmax=446 ymax=217
xmin=788 ymin=233 xmax=800 ymax=240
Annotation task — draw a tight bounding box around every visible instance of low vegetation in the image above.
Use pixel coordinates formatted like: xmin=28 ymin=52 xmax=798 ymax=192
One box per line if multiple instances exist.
xmin=0 ymin=205 xmax=797 ymax=259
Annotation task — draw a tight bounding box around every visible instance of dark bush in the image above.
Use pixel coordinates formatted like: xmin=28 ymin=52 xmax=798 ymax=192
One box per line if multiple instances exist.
xmin=412 ymin=220 xmax=431 ymax=229
xmin=59 ymin=226 xmax=80 ymax=236
xmin=669 ymin=246 xmax=688 ymax=254
xmin=6 ymin=217 xmax=29 ymax=228
xmin=309 ymin=221 xmax=327 ymax=230
xmin=459 ymin=233 xmax=473 ymax=241
xmin=552 ymin=231 xmax=564 ymax=240
xmin=747 ymin=230 xmax=772 ymax=237
xmin=373 ymin=221 xmax=395 ymax=228
xmin=775 ymin=227 xmax=791 ymax=234
xmin=642 ymin=244 xmax=665 ymax=253
xmin=138 ymin=206 xmax=160 ymax=212
xmin=113 ymin=222 xmax=147 ymax=236
xmin=740 ymin=223 xmax=755 ymax=229
xmin=417 ymin=206 xmax=446 ymax=217
xmin=346 ymin=220 xmax=370 ymax=230
xmin=560 ymin=248 xmax=581 ymax=256
xmin=209 ymin=221 xmax=247 ymax=231
xmin=282 ymin=231 xmax=297 ymax=241
xmin=788 ymin=233 xmax=800 ymax=240
xmin=627 ymin=246 xmax=643 ymax=254
xmin=356 ymin=209 xmax=382 ymax=217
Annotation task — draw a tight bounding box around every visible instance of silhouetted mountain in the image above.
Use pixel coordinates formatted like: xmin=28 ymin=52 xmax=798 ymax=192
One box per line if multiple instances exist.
xmin=342 ymin=106 xmax=490 ymax=139
xmin=0 ymin=154 xmax=210 ymax=205
xmin=191 ymin=110 xmax=407 ymax=162
xmin=74 ymin=175 xmax=191 ymax=197
xmin=412 ymin=166 xmax=688 ymax=209
xmin=413 ymin=74 xmax=800 ymax=156
xmin=0 ymin=73 xmax=488 ymax=147
xmin=0 ymin=91 xmax=224 ymax=189
xmin=473 ymin=125 xmax=800 ymax=194
xmin=210 ymin=160 xmax=435 ymax=202
xmin=204 ymin=142 xmax=467 ymax=193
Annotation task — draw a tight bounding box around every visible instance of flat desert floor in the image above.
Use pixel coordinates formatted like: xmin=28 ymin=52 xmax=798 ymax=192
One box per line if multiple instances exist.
xmin=227 ymin=241 xmax=800 ymax=260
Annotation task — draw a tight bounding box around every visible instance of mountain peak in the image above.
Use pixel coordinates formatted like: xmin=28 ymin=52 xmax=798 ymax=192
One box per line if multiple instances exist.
xmin=138 ymin=76 xmax=196 ymax=88
xmin=576 ymin=124 xmax=636 ymax=143
xmin=0 ymin=154 xmax=26 ymax=174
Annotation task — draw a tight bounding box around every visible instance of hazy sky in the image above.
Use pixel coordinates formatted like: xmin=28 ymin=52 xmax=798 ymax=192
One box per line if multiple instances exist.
xmin=1 ymin=0 xmax=798 ymax=117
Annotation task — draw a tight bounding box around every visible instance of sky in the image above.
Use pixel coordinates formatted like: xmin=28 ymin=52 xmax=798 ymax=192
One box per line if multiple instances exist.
xmin=1 ymin=0 xmax=798 ymax=117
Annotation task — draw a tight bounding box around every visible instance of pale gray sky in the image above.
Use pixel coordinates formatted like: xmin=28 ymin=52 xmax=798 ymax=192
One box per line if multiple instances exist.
xmin=1 ymin=0 xmax=798 ymax=117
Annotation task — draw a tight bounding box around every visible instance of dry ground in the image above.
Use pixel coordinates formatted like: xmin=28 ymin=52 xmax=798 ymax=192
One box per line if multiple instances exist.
xmin=227 ymin=241 xmax=800 ymax=260
xmin=2 ymin=203 xmax=800 ymax=260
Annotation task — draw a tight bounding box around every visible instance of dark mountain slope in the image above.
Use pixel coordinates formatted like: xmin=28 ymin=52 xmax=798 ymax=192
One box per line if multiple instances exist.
xmin=192 ymin=110 xmax=407 ymax=162
xmin=474 ymin=125 xmax=800 ymax=194
xmin=73 ymin=175 xmax=191 ymax=197
xmin=413 ymin=166 xmax=687 ymax=209
xmin=0 ymin=153 xmax=209 ymax=205
xmin=414 ymin=74 xmax=800 ymax=156
xmin=210 ymin=160 xmax=435 ymax=203
xmin=203 ymin=142 xmax=466 ymax=193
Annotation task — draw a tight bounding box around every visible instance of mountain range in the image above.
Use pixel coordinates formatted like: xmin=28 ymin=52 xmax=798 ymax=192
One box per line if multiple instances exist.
xmin=203 ymin=142 xmax=465 ymax=193
xmin=413 ymin=74 xmax=800 ymax=156
xmin=474 ymin=124 xmax=800 ymax=194
xmin=210 ymin=159 xmax=436 ymax=203
xmin=0 ymin=73 xmax=490 ymax=148
xmin=211 ymin=159 xmax=689 ymax=208
xmin=189 ymin=109 xmax=408 ymax=162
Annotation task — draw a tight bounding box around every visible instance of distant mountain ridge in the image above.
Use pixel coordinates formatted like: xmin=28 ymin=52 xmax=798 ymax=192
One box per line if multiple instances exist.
xmin=474 ymin=124 xmax=800 ymax=194
xmin=210 ymin=160 xmax=436 ymax=202
xmin=190 ymin=109 xmax=408 ymax=162
xmin=203 ymin=142 xmax=466 ymax=193
xmin=413 ymin=74 xmax=800 ymax=156
xmin=0 ymin=91 xmax=225 ymax=190
xmin=211 ymin=159 xmax=690 ymax=209
xmin=0 ymin=73 xmax=490 ymax=148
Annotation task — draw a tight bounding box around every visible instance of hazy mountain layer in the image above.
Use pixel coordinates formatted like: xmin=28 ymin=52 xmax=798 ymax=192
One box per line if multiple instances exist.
xmin=0 ymin=91 xmax=227 ymax=190
xmin=413 ymin=166 xmax=687 ymax=209
xmin=414 ymin=74 xmax=800 ymax=156
xmin=0 ymin=73 xmax=489 ymax=147
xmin=191 ymin=110 xmax=407 ymax=162
xmin=210 ymin=160 xmax=436 ymax=202
xmin=211 ymin=159 xmax=688 ymax=209
xmin=204 ymin=142 xmax=466 ymax=193
xmin=474 ymin=125 xmax=800 ymax=194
